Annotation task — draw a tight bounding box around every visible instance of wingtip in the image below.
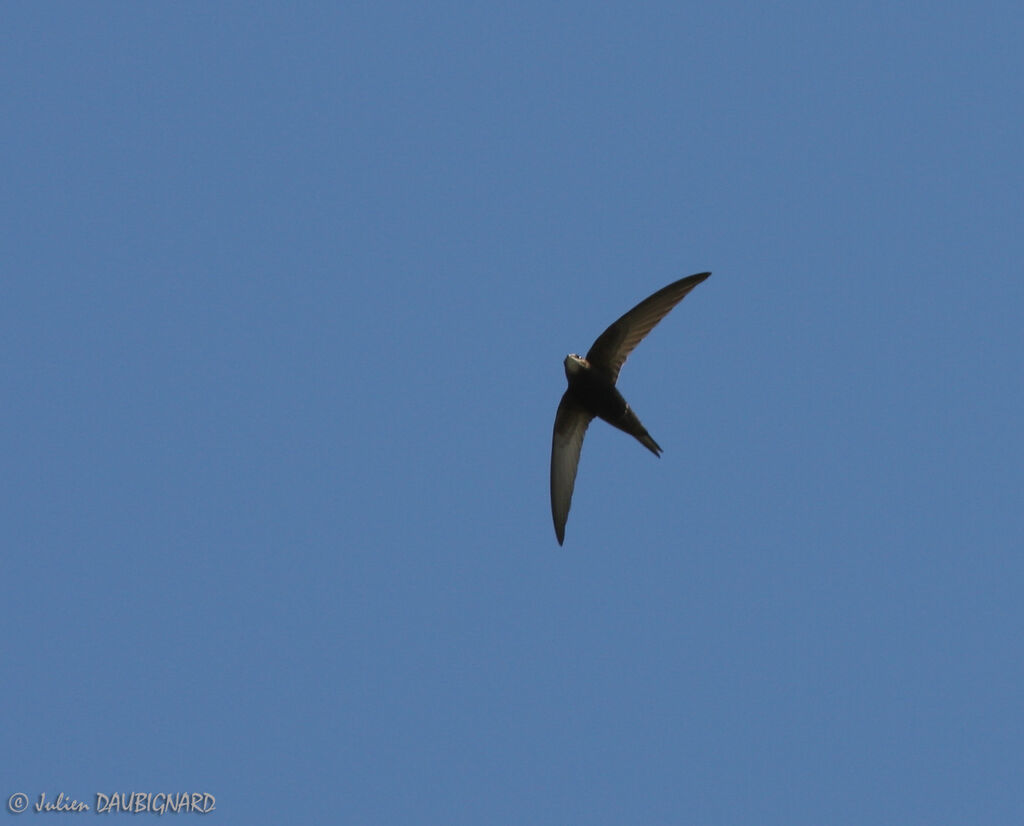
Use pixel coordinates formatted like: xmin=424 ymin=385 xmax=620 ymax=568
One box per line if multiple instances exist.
xmin=670 ymin=271 xmax=711 ymax=293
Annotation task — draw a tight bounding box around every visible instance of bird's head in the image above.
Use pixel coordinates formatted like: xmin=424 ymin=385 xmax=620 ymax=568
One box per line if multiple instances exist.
xmin=564 ymin=353 xmax=588 ymax=378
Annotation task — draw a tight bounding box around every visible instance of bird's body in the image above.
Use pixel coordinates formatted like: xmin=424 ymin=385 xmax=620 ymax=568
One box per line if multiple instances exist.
xmin=560 ymin=354 xmax=662 ymax=456
xmin=550 ymin=272 xmax=711 ymax=545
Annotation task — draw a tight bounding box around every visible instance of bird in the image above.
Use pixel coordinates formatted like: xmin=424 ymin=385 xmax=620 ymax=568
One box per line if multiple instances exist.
xmin=550 ymin=271 xmax=711 ymax=545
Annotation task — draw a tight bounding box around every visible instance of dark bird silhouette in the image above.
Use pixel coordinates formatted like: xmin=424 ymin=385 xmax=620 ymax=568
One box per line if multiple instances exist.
xmin=550 ymin=272 xmax=711 ymax=545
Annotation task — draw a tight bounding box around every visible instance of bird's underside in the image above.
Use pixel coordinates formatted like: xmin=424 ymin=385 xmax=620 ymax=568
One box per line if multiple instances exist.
xmin=550 ymin=271 xmax=710 ymax=545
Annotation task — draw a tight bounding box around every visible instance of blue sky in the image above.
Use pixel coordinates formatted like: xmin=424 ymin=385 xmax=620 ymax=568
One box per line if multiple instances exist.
xmin=3 ymin=2 xmax=1022 ymax=823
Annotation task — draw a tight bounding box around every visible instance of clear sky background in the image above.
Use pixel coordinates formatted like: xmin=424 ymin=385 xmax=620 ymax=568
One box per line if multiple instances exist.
xmin=3 ymin=3 xmax=1022 ymax=824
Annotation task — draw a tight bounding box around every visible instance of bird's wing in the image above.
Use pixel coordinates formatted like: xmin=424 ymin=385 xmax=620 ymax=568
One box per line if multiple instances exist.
xmin=585 ymin=272 xmax=710 ymax=382
xmin=550 ymin=392 xmax=594 ymax=545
